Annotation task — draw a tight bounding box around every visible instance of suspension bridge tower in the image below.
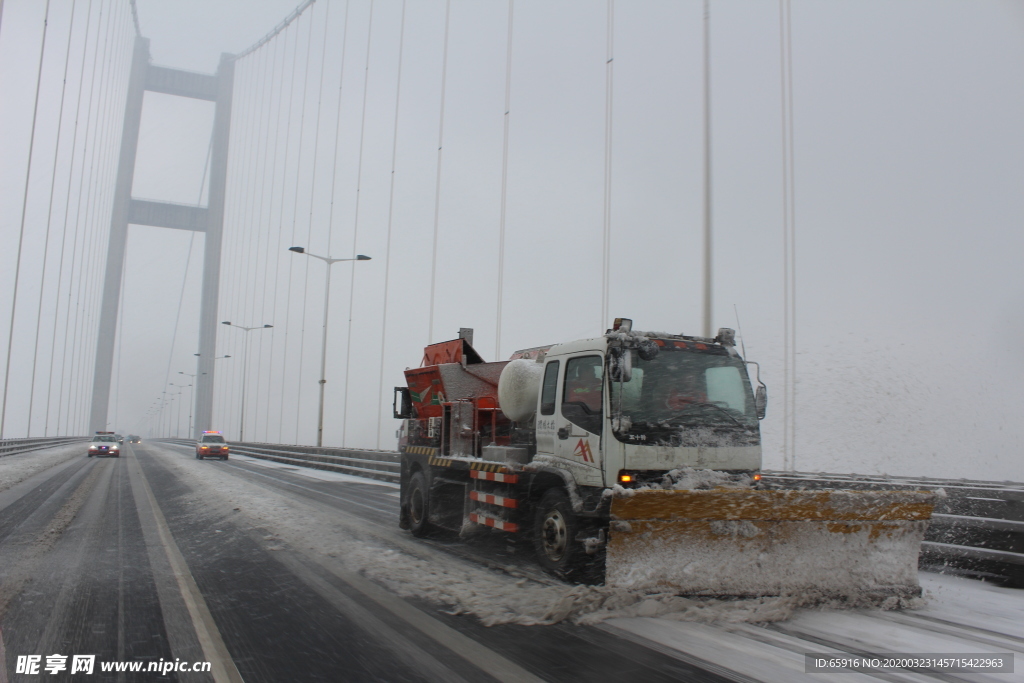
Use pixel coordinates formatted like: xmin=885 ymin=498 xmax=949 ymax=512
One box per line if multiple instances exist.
xmin=89 ymin=35 xmax=234 ymax=438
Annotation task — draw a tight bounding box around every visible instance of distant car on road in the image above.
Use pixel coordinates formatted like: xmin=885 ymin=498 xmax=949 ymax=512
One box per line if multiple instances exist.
xmin=196 ymin=431 xmax=229 ymax=460
xmin=128 ymin=435 xmax=141 ymax=443
xmin=115 ymin=433 xmax=125 ymax=444
xmin=88 ymin=432 xmax=120 ymax=458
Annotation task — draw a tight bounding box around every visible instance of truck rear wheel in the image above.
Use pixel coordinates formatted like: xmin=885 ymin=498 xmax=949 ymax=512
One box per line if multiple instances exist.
xmin=533 ymin=488 xmax=582 ymax=579
xmin=408 ymin=471 xmax=431 ymax=537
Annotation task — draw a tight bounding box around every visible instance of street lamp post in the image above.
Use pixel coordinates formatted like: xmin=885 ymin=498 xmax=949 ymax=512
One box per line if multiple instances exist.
xmin=159 ymin=392 xmax=168 ymax=437
xmin=178 ymin=372 xmax=207 ymax=438
xmin=192 ymin=356 xmax=231 ymax=436
xmin=170 ymin=382 xmax=192 ymax=438
xmin=288 ymin=247 xmax=371 ymax=447
xmin=221 ymin=322 xmax=273 ymax=442
xmin=161 ymin=393 xmax=173 ymax=437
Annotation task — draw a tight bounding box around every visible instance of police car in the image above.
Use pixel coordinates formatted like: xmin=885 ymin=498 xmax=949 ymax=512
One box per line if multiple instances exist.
xmin=88 ymin=432 xmax=120 ymax=457
xmin=195 ymin=431 xmax=229 ymax=460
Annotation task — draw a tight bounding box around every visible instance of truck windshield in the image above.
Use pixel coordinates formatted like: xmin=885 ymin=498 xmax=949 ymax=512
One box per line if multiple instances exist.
xmin=608 ymin=343 xmax=758 ymax=441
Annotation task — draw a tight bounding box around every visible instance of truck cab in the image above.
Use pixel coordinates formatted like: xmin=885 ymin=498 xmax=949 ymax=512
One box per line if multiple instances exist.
xmin=537 ymin=326 xmax=764 ymax=489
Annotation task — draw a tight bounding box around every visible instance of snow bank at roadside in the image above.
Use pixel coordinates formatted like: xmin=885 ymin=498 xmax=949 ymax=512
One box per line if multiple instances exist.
xmin=0 ymin=443 xmax=82 ymax=493
xmin=150 ymin=445 xmax=922 ymax=628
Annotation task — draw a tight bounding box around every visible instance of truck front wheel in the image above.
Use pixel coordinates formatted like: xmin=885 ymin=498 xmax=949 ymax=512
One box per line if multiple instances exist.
xmin=408 ymin=471 xmax=431 ymax=537
xmin=533 ymin=488 xmax=582 ymax=579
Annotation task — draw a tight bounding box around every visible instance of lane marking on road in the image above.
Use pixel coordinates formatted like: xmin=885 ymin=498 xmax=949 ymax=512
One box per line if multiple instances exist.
xmin=148 ymin=442 xmax=544 ymax=681
xmin=0 ymin=450 xmax=86 ymax=515
xmin=0 ymin=461 xmax=102 ymax=618
xmin=271 ymin=550 xmax=472 ymax=683
xmin=127 ymin=450 xmax=244 ymax=683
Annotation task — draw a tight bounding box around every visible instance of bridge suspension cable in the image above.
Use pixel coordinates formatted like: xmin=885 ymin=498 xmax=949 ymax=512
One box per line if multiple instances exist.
xmin=426 ymin=0 xmax=452 ymax=345
xmin=28 ymin=0 xmax=79 ymax=437
xmin=780 ymin=0 xmax=797 ymax=471
xmin=2 ymin=0 xmax=53 ymax=438
xmin=600 ymin=0 xmax=615 ymax=330
xmin=341 ymin=0 xmax=376 ymax=447
xmin=494 ymin=0 xmax=515 ymax=361
xmin=47 ymin=0 xmax=96 ymax=436
xmin=295 ymin=0 xmax=335 ymax=444
xmin=278 ymin=3 xmax=318 ymax=442
xmin=234 ymin=0 xmax=316 ymax=62
xmin=375 ymin=0 xmax=408 ymax=449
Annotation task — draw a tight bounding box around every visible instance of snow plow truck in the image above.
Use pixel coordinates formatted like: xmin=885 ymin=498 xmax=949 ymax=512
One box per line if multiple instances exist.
xmin=395 ymin=319 xmax=936 ymax=596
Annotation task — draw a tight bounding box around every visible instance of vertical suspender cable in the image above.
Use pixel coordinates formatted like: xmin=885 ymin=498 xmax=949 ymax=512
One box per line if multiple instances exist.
xmin=107 ymin=6 xmax=133 ymax=432
xmin=426 ymin=0 xmax=452 ymax=345
xmin=494 ymin=0 xmax=514 ymax=361
xmin=66 ymin=0 xmax=107 ymax=434
xmin=2 ymin=0 xmax=52 ymax=438
xmin=251 ymin=33 xmax=285 ymax=439
xmin=218 ymin=58 xmax=242 ymax=434
xmin=74 ymin=0 xmax=117 ymax=432
xmin=600 ymin=0 xmax=614 ymax=331
xmin=701 ymin=0 xmax=713 ymax=338
xmin=49 ymin=0 xmax=94 ymax=436
xmin=243 ymin=41 xmax=273 ymax=439
xmin=293 ymin=0 xmax=333 ymax=443
xmin=279 ymin=5 xmax=318 ymax=441
xmin=65 ymin=0 xmax=106 ymax=433
xmin=159 ymin=140 xmax=212 ymax=422
xmin=63 ymin=0 xmax=101 ymax=433
xmin=79 ymin=0 xmax=120 ymax=432
xmin=779 ymin=0 xmax=797 ymax=471
xmin=263 ymin=15 xmax=304 ymax=441
xmin=340 ymin=0 xmax=376 ymax=447
xmin=375 ymin=0 xmax=407 ymax=449
xmin=299 ymin=0 xmax=350 ymax=443
xmin=28 ymin=0 xmax=78 ymax=436
xmin=234 ymin=47 xmax=269 ymax=439
xmin=112 ymin=256 xmax=127 ymax=427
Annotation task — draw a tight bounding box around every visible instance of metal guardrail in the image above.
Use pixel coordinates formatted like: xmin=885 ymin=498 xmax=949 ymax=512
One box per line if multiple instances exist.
xmin=152 ymin=442 xmax=1023 ymax=588
xmin=0 ymin=436 xmax=88 ymax=457
xmin=762 ymin=471 xmax=1024 ymax=588
xmin=158 ymin=439 xmax=400 ymax=484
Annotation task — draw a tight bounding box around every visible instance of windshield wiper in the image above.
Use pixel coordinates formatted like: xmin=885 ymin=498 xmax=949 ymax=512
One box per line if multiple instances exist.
xmin=665 ymin=402 xmax=746 ymax=428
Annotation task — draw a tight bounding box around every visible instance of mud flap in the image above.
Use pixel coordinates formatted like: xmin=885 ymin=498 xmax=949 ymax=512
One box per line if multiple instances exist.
xmin=606 ymin=489 xmax=936 ymax=597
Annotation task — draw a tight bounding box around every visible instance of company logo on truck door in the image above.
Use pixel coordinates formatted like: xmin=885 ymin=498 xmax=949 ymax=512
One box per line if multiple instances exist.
xmin=573 ymin=438 xmax=594 ymax=463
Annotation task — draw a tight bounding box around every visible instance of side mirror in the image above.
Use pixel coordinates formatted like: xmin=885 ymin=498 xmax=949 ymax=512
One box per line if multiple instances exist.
xmin=393 ymin=387 xmax=413 ymax=419
xmin=608 ymin=347 xmax=633 ymax=383
xmin=755 ymin=385 xmax=767 ymax=420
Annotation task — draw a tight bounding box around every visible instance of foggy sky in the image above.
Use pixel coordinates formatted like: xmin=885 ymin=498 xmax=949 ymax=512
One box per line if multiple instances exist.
xmin=1 ymin=0 xmax=1022 ymax=481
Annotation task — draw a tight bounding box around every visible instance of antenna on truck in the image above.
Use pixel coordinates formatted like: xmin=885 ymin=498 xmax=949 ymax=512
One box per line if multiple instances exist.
xmin=733 ymin=304 xmax=747 ymax=358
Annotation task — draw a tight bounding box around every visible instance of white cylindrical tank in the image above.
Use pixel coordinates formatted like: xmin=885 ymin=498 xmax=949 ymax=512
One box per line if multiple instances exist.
xmin=497 ymin=358 xmax=544 ymax=423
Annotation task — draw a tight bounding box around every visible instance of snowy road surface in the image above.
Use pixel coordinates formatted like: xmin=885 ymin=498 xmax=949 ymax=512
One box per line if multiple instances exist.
xmin=0 ymin=442 xmax=1019 ymax=682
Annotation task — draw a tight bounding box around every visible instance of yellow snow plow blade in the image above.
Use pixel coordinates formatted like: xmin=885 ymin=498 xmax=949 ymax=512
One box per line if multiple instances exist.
xmin=606 ymin=489 xmax=937 ymax=597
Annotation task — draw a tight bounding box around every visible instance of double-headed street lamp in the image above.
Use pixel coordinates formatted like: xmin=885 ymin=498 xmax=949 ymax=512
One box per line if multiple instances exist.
xmin=221 ymin=321 xmax=273 ymax=442
xmin=288 ymin=247 xmax=371 ymax=447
